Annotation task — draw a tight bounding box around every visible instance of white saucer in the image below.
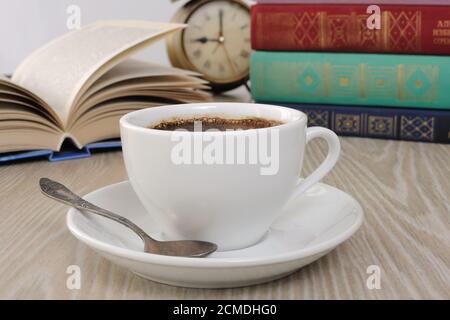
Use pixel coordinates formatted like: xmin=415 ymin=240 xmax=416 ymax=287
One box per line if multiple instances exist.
xmin=67 ymin=181 xmax=363 ymax=288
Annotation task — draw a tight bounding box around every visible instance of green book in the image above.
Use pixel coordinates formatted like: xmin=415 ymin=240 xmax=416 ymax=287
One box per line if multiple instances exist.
xmin=250 ymin=51 xmax=450 ymax=110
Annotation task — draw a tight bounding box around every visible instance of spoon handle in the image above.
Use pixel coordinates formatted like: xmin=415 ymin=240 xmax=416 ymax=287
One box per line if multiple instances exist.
xmin=39 ymin=178 xmax=156 ymax=244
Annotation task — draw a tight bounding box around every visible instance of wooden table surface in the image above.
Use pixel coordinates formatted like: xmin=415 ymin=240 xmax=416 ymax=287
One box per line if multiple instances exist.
xmin=1 ymin=92 xmax=449 ymax=299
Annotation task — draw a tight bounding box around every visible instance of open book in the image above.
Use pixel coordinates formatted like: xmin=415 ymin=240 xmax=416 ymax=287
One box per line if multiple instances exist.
xmin=0 ymin=21 xmax=210 ymax=155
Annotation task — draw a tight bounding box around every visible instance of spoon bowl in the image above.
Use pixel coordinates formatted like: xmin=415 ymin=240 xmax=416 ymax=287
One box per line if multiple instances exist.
xmin=145 ymin=240 xmax=218 ymax=258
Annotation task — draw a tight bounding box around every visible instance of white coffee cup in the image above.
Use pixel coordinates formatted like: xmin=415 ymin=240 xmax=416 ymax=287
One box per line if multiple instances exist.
xmin=120 ymin=103 xmax=340 ymax=251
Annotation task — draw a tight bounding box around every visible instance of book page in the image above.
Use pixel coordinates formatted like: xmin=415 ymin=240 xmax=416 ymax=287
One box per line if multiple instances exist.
xmin=0 ymin=103 xmax=61 ymax=133
xmin=0 ymin=101 xmax=63 ymax=153
xmin=86 ymin=59 xmax=202 ymax=94
xmin=78 ymin=59 xmax=206 ymax=105
xmin=77 ymin=77 xmax=208 ymax=117
xmin=1 ymin=77 xmax=63 ymax=127
xmin=12 ymin=21 xmax=184 ymax=127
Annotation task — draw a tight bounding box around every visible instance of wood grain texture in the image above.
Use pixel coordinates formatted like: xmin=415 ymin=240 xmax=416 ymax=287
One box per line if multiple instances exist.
xmin=0 ymin=92 xmax=449 ymax=299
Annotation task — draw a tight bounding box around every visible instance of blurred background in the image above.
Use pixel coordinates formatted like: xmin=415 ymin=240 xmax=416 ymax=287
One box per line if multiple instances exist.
xmin=1 ymin=0 xmax=253 ymax=74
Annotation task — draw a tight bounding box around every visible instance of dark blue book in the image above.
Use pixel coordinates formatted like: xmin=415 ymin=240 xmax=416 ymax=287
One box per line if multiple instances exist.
xmin=270 ymin=103 xmax=450 ymax=144
xmin=0 ymin=140 xmax=121 ymax=164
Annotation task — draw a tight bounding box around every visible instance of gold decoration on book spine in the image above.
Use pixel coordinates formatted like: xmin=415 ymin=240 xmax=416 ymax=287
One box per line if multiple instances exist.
xmin=272 ymin=60 xmax=438 ymax=102
xmin=291 ymin=12 xmax=322 ymax=48
xmin=283 ymin=10 xmax=421 ymax=51
xmin=386 ymin=11 xmax=421 ymax=51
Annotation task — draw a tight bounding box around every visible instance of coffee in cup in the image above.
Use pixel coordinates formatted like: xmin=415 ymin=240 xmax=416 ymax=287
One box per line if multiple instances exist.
xmin=150 ymin=116 xmax=284 ymax=132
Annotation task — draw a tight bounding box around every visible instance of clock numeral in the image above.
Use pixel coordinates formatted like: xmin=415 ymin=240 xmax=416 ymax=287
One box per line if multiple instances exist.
xmin=218 ymin=64 xmax=225 ymax=73
xmin=244 ymin=38 xmax=251 ymax=43
xmin=204 ymin=13 xmax=211 ymax=21
xmin=240 ymin=50 xmax=250 ymax=59
xmin=193 ymin=49 xmax=202 ymax=59
xmin=204 ymin=60 xmax=211 ymax=69
xmin=240 ymin=24 xmax=249 ymax=30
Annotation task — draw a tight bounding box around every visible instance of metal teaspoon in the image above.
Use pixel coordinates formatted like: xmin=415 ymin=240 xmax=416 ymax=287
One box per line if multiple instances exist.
xmin=39 ymin=178 xmax=218 ymax=258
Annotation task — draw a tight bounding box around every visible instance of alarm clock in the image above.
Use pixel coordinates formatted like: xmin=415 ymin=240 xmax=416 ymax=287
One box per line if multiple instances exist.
xmin=167 ymin=0 xmax=251 ymax=92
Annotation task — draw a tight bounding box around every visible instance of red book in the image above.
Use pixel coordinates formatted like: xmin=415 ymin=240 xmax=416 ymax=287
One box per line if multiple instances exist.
xmin=251 ymin=4 xmax=450 ymax=54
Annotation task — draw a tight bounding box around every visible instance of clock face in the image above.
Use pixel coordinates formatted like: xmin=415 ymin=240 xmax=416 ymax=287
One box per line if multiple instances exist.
xmin=182 ymin=0 xmax=251 ymax=85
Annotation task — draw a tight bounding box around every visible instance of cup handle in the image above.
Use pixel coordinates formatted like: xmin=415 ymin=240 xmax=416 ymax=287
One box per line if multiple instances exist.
xmin=290 ymin=127 xmax=341 ymax=201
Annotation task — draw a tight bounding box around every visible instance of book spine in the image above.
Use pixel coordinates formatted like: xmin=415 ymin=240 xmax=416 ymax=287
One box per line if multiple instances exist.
xmin=250 ymin=51 xmax=450 ymax=109
xmin=251 ymin=4 xmax=450 ymax=54
xmin=270 ymin=103 xmax=450 ymax=144
xmin=0 ymin=140 xmax=121 ymax=163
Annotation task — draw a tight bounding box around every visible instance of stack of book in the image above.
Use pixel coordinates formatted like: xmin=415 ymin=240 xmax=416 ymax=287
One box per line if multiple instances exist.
xmin=250 ymin=0 xmax=450 ymax=144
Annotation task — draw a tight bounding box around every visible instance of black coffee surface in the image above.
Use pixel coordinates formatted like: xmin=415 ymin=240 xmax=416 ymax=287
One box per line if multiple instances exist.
xmin=150 ymin=117 xmax=284 ymax=132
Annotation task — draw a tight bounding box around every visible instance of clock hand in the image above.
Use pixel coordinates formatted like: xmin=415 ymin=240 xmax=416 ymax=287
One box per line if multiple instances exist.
xmin=218 ymin=9 xmax=224 ymax=37
xmin=191 ymin=37 xmax=221 ymax=44
xmin=211 ymin=9 xmax=226 ymax=55
xmin=212 ymin=42 xmax=221 ymax=54
xmin=222 ymin=44 xmax=237 ymax=75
